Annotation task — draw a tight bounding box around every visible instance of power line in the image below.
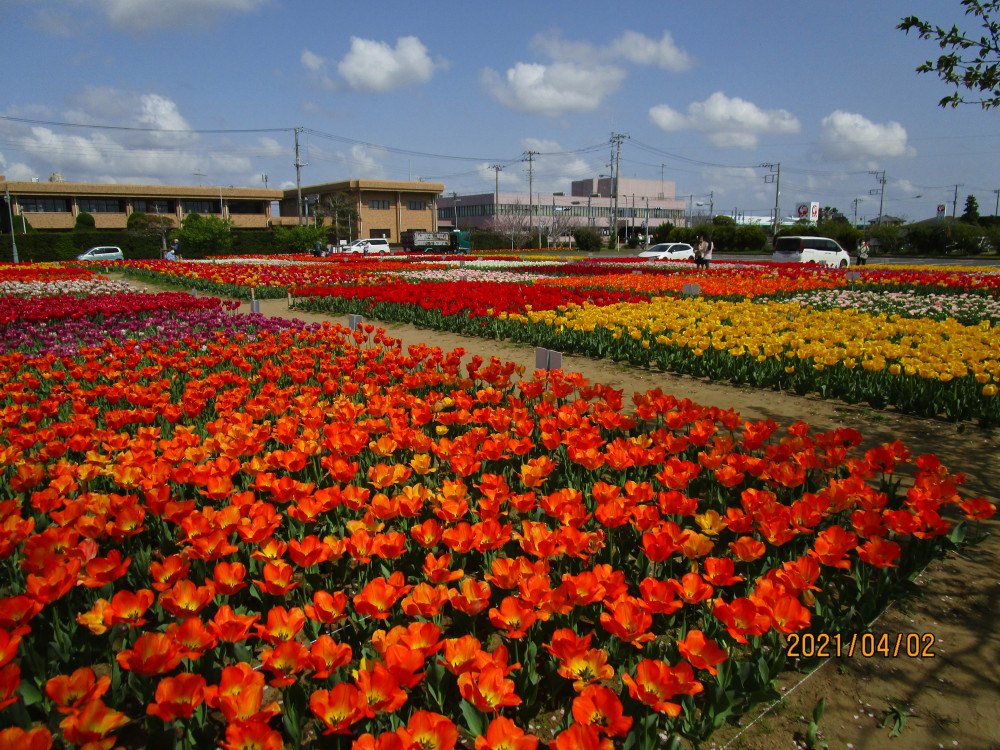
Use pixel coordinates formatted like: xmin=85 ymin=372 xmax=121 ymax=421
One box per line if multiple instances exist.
xmin=0 ymin=114 xmax=291 ymax=135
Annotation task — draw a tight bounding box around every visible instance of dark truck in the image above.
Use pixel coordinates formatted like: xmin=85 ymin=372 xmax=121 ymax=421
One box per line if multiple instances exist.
xmin=399 ymin=230 xmax=470 ymax=253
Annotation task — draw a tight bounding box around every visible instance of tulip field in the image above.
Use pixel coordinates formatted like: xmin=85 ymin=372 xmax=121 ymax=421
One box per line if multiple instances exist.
xmin=0 ymin=255 xmax=996 ymax=749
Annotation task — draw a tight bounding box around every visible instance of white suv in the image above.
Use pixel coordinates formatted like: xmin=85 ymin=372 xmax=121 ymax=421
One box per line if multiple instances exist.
xmin=772 ymin=236 xmax=850 ymax=268
xmin=345 ymin=238 xmax=391 ymax=254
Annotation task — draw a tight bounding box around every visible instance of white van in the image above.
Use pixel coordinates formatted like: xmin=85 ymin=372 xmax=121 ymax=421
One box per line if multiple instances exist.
xmin=76 ymin=246 xmax=124 ymax=261
xmin=772 ymin=236 xmax=850 ymax=268
xmin=345 ymin=238 xmax=391 ymax=255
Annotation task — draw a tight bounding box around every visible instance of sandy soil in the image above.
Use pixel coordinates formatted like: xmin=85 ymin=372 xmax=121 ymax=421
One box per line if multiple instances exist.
xmin=126 ymin=277 xmax=1000 ymax=749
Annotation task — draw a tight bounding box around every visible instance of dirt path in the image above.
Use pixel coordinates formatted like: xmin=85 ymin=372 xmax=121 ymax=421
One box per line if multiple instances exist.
xmin=125 ymin=276 xmax=1000 ymax=749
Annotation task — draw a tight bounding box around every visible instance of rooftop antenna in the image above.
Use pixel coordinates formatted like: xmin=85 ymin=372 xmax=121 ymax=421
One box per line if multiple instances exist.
xmin=193 ymin=171 xmax=206 ymax=187
xmin=261 ymin=174 xmax=269 ymax=189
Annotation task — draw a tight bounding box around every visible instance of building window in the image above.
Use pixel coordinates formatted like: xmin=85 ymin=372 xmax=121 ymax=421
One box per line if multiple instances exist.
xmin=368 ymin=200 xmax=390 ymax=210
xmin=227 ymin=200 xmax=266 ymax=215
xmin=369 ymin=230 xmax=390 ymax=238
xmin=406 ymin=200 xmax=426 ymax=211
xmin=133 ymin=199 xmax=173 ymax=214
xmin=78 ymin=198 xmax=125 ymax=213
xmin=19 ymin=197 xmax=70 ymax=213
xmin=181 ymin=200 xmax=220 ymax=215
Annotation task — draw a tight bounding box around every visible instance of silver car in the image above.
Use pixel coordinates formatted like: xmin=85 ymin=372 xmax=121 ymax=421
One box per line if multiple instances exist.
xmin=76 ymin=246 xmax=124 ymax=261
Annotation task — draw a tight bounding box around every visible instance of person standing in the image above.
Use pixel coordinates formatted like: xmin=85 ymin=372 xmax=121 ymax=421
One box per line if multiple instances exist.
xmin=165 ymin=239 xmax=179 ymax=261
xmin=703 ymin=236 xmax=714 ymax=269
xmin=694 ymin=236 xmax=705 ymax=268
xmin=857 ymin=239 xmax=870 ymax=266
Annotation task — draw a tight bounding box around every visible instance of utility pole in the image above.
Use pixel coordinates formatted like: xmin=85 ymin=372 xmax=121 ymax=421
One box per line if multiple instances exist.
xmin=950 ymin=184 xmax=963 ymax=218
xmin=994 ymin=188 xmax=999 ymax=216
xmin=869 ymin=171 xmax=886 ymax=225
xmin=610 ymin=132 xmax=629 ymax=250
xmin=4 ymin=190 xmax=18 ymax=263
xmin=294 ymin=127 xmax=307 ymax=226
xmin=490 ymin=164 xmax=503 ymax=211
xmin=761 ymin=163 xmax=780 ymax=238
xmin=851 ymin=197 xmax=863 ymax=226
xmin=524 ymin=151 xmax=539 ymax=248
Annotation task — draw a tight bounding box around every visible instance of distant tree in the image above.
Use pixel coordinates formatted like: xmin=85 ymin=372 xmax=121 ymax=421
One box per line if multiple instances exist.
xmin=868 ymin=224 xmax=903 ymax=255
xmin=488 ymin=201 xmax=532 ymax=249
xmin=272 ymin=225 xmax=327 ymax=255
xmin=733 ymin=225 xmax=769 ymax=252
xmin=651 ymin=222 xmax=674 ymax=243
xmin=74 ymin=211 xmax=95 ymax=230
xmin=174 ymin=213 xmax=234 ymax=258
xmin=314 ymin=193 xmax=360 ymax=244
xmin=899 ymin=1 xmax=1000 ymax=108
xmin=961 ymin=194 xmax=981 ymax=223
xmin=572 ymin=227 xmax=603 ymax=253
xmin=127 ymin=211 xmax=175 ymax=255
xmin=818 ymin=206 xmax=842 ymax=222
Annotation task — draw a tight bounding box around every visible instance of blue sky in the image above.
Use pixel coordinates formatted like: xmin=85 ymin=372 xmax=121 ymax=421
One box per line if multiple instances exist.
xmin=2 ymin=0 xmax=998 ymax=223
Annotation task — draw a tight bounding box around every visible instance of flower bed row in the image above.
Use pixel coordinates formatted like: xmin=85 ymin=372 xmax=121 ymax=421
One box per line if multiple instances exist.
xmin=0 ymin=290 xmax=993 ymax=749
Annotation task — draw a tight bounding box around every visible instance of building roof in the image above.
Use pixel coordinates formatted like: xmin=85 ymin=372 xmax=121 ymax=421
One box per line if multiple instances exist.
xmin=292 ymin=179 xmax=445 ymax=196
xmin=0 ymin=179 xmax=282 ymax=200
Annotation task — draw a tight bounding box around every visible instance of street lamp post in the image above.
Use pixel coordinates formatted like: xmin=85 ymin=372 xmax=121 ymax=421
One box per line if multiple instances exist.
xmin=3 ymin=190 xmax=18 ymax=263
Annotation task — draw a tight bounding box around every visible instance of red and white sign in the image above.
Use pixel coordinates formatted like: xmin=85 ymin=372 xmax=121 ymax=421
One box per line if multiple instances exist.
xmin=937 ymin=204 xmax=946 ymax=218
xmin=796 ymin=202 xmax=820 ymax=221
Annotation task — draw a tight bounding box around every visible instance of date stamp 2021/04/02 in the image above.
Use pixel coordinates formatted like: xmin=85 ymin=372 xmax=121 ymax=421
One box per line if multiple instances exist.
xmin=785 ymin=632 xmax=936 ymax=659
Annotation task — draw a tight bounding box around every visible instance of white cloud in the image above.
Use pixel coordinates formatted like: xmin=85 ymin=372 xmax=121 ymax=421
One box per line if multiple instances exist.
xmin=481 ymin=62 xmax=625 ymax=116
xmin=532 ymin=29 xmax=693 ymax=71
xmin=819 ymin=111 xmax=913 ymax=163
xmin=87 ymin=0 xmax=270 ymax=32
xmin=0 ymin=89 xmax=281 ymax=185
xmin=648 ymin=92 xmax=800 ymax=149
xmin=607 ymin=30 xmax=692 ymax=71
xmin=337 ymin=36 xmax=445 ymax=92
xmin=300 ymin=49 xmax=338 ymax=91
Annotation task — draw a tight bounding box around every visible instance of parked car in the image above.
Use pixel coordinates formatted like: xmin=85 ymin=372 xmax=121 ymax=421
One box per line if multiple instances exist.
xmin=76 ymin=246 xmax=124 ymax=261
xmin=638 ymin=243 xmax=695 ymax=261
xmin=772 ymin=236 xmax=850 ymax=268
xmin=345 ymin=238 xmax=392 ymax=254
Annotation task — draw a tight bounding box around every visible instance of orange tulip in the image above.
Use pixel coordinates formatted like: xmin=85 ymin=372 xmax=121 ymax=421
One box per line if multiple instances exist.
xmin=571 ymin=685 xmax=632 ymax=737
xmin=0 ymin=727 xmax=52 ymax=750
xmin=166 ymin=616 xmax=218 ymax=660
xmin=116 ymin=632 xmax=184 ymax=676
xmin=158 ymin=579 xmax=216 ymax=619
xmin=45 ymin=667 xmax=110 ymax=713
xmin=59 ymin=699 xmax=128 ymax=746
xmin=204 ymin=663 xmax=280 ymax=725
xmin=401 ymin=583 xmax=450 ymax=618
xmin=621 ymin=659 xmax=703 ymax=716
xmin=458 ymin=664 xmax=522 ymax=713
xmin=309 ymin=635 xmax=352 ymax=679
xmin=676 ymin=630 xmax=728 ymax=676
xmin=354 ymin=662 xmax=408 ymax=717
xmin=146 ymin=672 xmax=207 ymax=721
xmin=255 ymin=606 xmax=306 ymax=644
xmin=209 ymin=604 xmax=259 ymax=643
xmin=474 ymin=716 xmax=539 ymax=750
xmin=488 ymin=596 xmax=537 ymax=640
xmin=260 ymin=639 xmax=312 ymax=687
xmin=353 ymin=573 xmax=412 ymax=620
xmin=438 ymin=635 xmax=483 ymax=676
xmin=449 ymin=577 xmax=493 ymax=616
xmin=551 ymin=723 xmax=613 ymax=750
xmin=404 ymin=711 xmax=458 ymax=750
xmin=305 ymin=589 xmax=349 ymax=625
xmin=599 ymin=597 xmax=654 ymax=649
xmin=310 ymin=683 xmax=367 ymax=735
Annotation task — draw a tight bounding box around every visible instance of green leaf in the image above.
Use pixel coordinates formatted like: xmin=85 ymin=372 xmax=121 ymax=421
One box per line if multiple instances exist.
xmin=460 ymin=699 xmax=485 ymax=738
xmin=18 ymin=679 xmax=44 ymax=707
xmin=812 ymin=697 xmax=826 ymax=723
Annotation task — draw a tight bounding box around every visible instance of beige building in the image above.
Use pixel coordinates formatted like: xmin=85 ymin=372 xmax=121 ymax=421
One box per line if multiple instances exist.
xmin=279 ymin=179 xmax=445 ymax=242
xmin=0 ymin=178 xmax=283 ymax=231
xmin=1 ymin=177 xmax=445 ymax=242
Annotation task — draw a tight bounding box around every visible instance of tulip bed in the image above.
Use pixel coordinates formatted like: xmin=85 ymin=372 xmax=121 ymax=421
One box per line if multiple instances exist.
xmin=102 ymin=256 xmax=1000 ymax=424
xmin=0 ymin=265 xmax=996 ymax=750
